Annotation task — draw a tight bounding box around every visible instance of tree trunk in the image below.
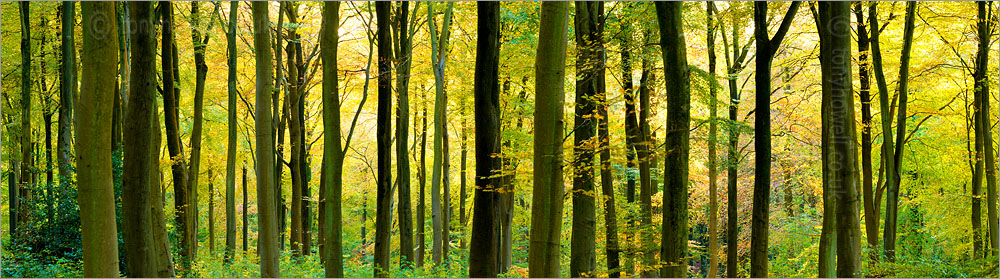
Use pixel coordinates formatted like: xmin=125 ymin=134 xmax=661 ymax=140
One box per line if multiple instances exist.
xmin=150 ymin=95 xmax=175 ymax=277
xmin=321 ymin=2 xmax=345 ymax=276
xmin=706 ymin=3 xmax=720 ymax=277
xmin=637 ymin=30 xmax=656 ymax=278
xmin=724 ymin=10 xmax=744 ymax=276
xmin=528 ymin=3 xmax=569 ymax=277
xmin=187 ymin=2 xmax=212 ymax=260
xmin=852 ymin=2 xmax=879 ymax=264
xmin=655 ymin=3 xmax=691 ymax=277
xmin=429 ymin=2 xmax=455 ymax=265
xmin=395 ymin=1 xmax=415 ymax=268
xmin=209 ymin=171 xmax=215 ymax=254
xmin=252 ymin=2 xmax=279 ymax=276
xmin=78 ymin=2 xmax=121 ymax=276
xmin=750 ymin=3 xmax=800 ymax=276
xmin=975 ymin=1 xmax=999 ymax=257
xmin=243 ymin=164 xmax=249 ymax=252
xmin=880 ymin=2 xmax=916 ymax=262
xmin=469 ymin=3 xmax=501 ymax=277
xmin=225 ymin=0 xmax=238 ymax=263
xmin=284 ymin=3 xmax=306 ymax=257
xmin=18 ymin=1 xmax=33 ymax=233
xmin=459 ymin=103 xmax=469 ymax=250
xmin=571 ymin=3 xmax=600 ymax=276
xmin=375 ymin=3 xmax=393 ymax=276
xmin=160 ymin=2 xmax=194 ymax=270
xmin=418 ymin=92 xmax=428 ymax=267
xmin=58 ymin=1 xmax=75 ymax=183
xmin=122 ymin=2 xmax=157 ymax=275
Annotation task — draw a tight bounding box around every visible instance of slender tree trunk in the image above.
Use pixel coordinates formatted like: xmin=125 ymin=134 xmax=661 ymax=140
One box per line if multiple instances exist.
xmin=225 ymin=0 xmax=239 ymax=263
xmin=58 ymin=1 xmax=75 ymax=183
xmin=394 ymin=1 xmax=415 ymax=268
xmin=418 ymin=92 xmax=428 ymax=267
xmin=620 ymin=23 xmax=640 ymax=276
xmin=375 ymin=3 xmax=393 ymax=276
xmin=321 ymin=2 xmax=345 ymax=276
xmin=750 ymin=3 xmax=800 ymax=276
xmin=78 ymin=3 xmax=120 ymax=276
xmin=18 ymin=1 xmax=33 ymax=232
xmin=122 ymin=2 xmax=157 ymax=275
xmin=243 ymin=164 xmax=249 ymax=252
xmin=852 ymin=2 xmax=879 ymax=264
xmin=528 ymin=3 xmax=569 ymax=277
xmin=284 ymin=3 xmax=305 ymax=256
xmin=572 ymin=3 xmax=600 ymax=277
xmin=187 ymin=2 xmax=212 ymax=260
xmin=881 ymin=2 xmax=916 ymax=262
xmin=151 ymin=95 xmax=175 ymax=277
xmin=428 ymin=2 xmax=455 ymax=265
xmin=722 ymin=6 xmax=748 ymax=275
xmin=469 ymin=3 xmax=501 ymax=277
xmin=160 ymin=2 xmax=194 ymax=270
xmin=706 ymin=3 xmax=720 ymax=277
xmin=459 ymin=103 xmax=469 ymax=250
xmin=252 ymin=2 xmax=279 ymax=276
xmin=637 ymin=31 xmax=656 ymax=278
xmin=976 ymin=1 xmax=999 ymax=257
xmin=655 ymin=3 xmax=691 ymax=277
xmin=209 ymin=171 xmax=215 ymax=254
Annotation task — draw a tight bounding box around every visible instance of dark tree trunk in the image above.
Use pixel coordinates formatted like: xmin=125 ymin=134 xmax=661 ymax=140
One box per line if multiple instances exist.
xmin=320 ymin=3 xmax=345 ymax=275
xmin=122 ymin=2 xmax=157 ymax=276
xmin=243 ymin=165 xmax=249 ymax=252
xmin=571 ymin=2 xmax=600 ymax=277
xmin=225 ymin=0 xmax=238 ymax=263
xmin=187 ymin=2 xmax=213 ymax=260
xmin=418 ymin=92 xmax=428 ymax=267
xmin=251 ymin=2 xmax=279 ymax=276
xmin=160 ymin=2 xmax=193 ymax=270
xmin=394 ymin=2 xmax=415 ymax=267
xmin=374 ymin=2 xmax=393 ymax=277
xmin=655 ymin=2 xmax=691 ymax=277
xmin=881 ymin=2 xmax=916 ymax=262
xmin=852 ymin=2 xmax=879 ymax=264
xmin=975 ymin=1 xmax=999 ymax=257
xmin=19 ymin=1 xmax=33 ymax=233
xmin=469 ymin=3 xmax=501 ymax=277
xmin=706 ymin=3 xmax=720 ymax=277
xmin=750 ymin=3 xmax=800 ymax=276
xmin=151 ymin=87 xmax=175 ymax=278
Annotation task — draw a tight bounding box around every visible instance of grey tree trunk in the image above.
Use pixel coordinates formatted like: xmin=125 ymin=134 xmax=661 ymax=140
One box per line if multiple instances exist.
xmin=58 ymin=1 xmax=75 ymax=182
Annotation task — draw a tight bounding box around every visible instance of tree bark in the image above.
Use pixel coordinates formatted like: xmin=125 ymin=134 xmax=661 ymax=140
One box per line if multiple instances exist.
xmin=18 ymin=1 xmax=33 ymax=233
xmin=225 ymin=0 xmax=238 ymax=263
xmin=571 ymin=3 xmax=600 ymax=277
xmin=78 ymin=2 xmax=121 ymax=276
xmin=418 ymin=91 xmax=429 ymax=267
xmin=394 ymin=1 xmax=415 ymax=268
xmin=655 ymin=3 xmax=691 ymax=277
xmin=252 ymin=2 xmax=279 ymax=276
xmin=58 ymin=1 xmax=75 ymax=183
xmin=750 ymin=3 xmax=800 ymax=277
xmin=976 ymin=0 xmax=999 ymax=257
xmin=428 ymin=2 xmax=454 ymax=265
xmin=243 ymin=164 xmax=249 ymax=252
xmin=852 ymin=2 xmax=879 ymax=264
xmin=187 ymin=2 xmax=213 ymax=260
xmin=469 ymin=3 xmax=501 ymax=277
xmin=160 ymin=2 xmax=194 ymax=270
xmin=528 ymin=4 xmax=569 ymax=277
xmin=706 ymin=3 xmax=720 ymax=277
xmin=122 ymin=2 xmax=157 ymax=275
xmin=375 ymin=2 xmax=393 ymax=276
xmin=321 ymin=2 xmax=345 ymax=276
xmin=880 ymin=2 xmax=916 ymax=262
xmin=150 ymin=93 xmax=175 ymax=278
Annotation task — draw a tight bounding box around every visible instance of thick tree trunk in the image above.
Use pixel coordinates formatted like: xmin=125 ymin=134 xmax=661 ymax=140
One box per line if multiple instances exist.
xmin=571 ymin=3 xmax=599 ymax=277
xmin=122 ymin=2 xmax=157 ymax=275
xmin=252 ymin=2 xmax=279 ymax=276
xmin=395 ymin=1 xmax=415 ymax=268
xmin=77 ymin=3 xmax=121 ymax=276
xmin=655 ymin=3 xmax=691 ymax=277
xmin=374 ymin=3 xmax=393 ymax=276
xmin=750 ymin=3 xmax=800 ymax=276
xmin=819 ymin=3 xmax=864 ymax=276
xmin=469 ymin=3 xmax=501 ymax=277
xmin=528 ymin=3 xmax=569 ymax=277
xmin=225 ymin=0 xmax=238 ymax=263
xmin=321 ymin=2 xmax=345 ymax=276
xmin=58 ymin=1 xmax=75 ymax=183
